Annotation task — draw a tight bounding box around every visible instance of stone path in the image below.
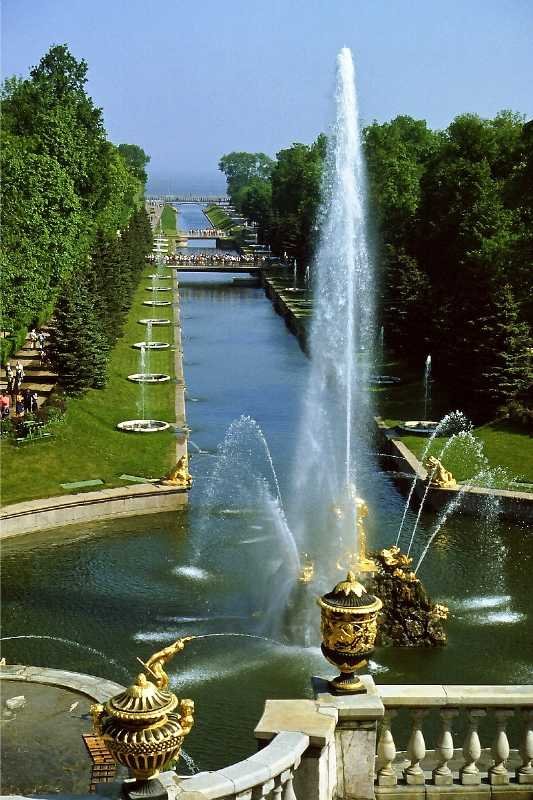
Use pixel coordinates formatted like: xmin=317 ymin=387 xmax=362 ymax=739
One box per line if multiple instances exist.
xmin=1 ymin=333 xmax=58 ymax=408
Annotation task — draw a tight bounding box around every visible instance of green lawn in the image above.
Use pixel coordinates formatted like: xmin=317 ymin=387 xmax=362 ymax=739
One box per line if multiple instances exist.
xmin=0 ymin=267 xmax=177 ymax=506
xmin=400 ymin=421 xmax=533 ymax=486
xmin=204 ymin=204 xmax=239 ymax=233
xmin=160 ymin=204 xmax=177 ymax=234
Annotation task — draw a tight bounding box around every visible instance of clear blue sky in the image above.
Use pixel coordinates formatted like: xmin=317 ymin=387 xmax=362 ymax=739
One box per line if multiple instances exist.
xmin=3 ymin=0 xmax=532 ymax=192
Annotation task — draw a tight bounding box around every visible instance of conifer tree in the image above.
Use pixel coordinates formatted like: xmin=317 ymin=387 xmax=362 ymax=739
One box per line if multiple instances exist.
xmin=478 ymin=285 xmax=532 ymax=411
xmin=48 ymin=277 xmax=108 ymax=394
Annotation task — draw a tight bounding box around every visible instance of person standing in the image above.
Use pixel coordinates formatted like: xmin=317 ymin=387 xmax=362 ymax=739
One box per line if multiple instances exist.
xmin=15 ymin=392 xmax=24 ymax=418
xmin=0 ymin=391 xmax=10 ymax=418
xmin=15 ymin=361 xmax=24 ymax=385
xmin=30 ymin=390 xmax=39 ymax=414
xmin=23 ymin=387 xmax=32 ymax=414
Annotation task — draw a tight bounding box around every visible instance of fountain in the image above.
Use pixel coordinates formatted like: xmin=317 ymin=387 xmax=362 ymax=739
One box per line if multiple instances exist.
xmin=118 ymin=324 xmax=171 ymax=433
xmin=132 ymin=320 xmax=170 ymax=352
xmin=424 ymin=353 xmax=432 ymax=419
xmin=138 ymin=318 xmax=171 ymax=326
xmin=289 ymin=47 xmax=376 ymax=593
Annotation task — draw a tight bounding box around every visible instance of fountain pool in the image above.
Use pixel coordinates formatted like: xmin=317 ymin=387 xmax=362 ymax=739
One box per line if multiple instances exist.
xmin=1 ymin=50 xmax=531 ymax=780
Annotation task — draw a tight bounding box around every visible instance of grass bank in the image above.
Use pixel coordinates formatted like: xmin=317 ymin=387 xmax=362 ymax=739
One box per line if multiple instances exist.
xmin=0 ymin=266 xmax=177 ymax=506
xmin=204 ymin=204 xmax=239 ymax=233
xmin=399 ymin=421 xmax=533 ymax=486
xmin=160 ymin=204 xmax=177 ymax=234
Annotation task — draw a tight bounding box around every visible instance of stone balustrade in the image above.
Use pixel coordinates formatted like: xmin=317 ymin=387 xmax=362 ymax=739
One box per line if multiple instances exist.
xmin=168 ymin=730 xmax=310 ymax=799
xmin=154 ymin=697 xmax=337 ymax=800
xmin=375 ymin=685 xmax=533 ymax=795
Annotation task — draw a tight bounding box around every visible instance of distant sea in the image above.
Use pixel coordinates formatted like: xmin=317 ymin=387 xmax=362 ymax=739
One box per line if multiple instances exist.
xmin=147 ymin=171 xmax=227 ymax=196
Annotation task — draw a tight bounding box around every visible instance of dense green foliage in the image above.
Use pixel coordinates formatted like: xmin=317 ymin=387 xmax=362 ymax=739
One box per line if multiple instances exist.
xmin=364 ymin=111 xmax=532 ymax=419
xmin=220 ymin=112 xmax=532 ymax=421
xmin=219 ymin=136 xmax=326 ymax=261
xmin=1 ymin=44 xmax=152 ymax=392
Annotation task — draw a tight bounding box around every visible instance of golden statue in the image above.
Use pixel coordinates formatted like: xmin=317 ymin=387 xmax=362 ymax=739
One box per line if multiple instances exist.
xmin=161 ymin=454 xmax=192 ymax=488
xmin=424 ymin=456 xmax=457 ymax=489
xmin=299 ymin=553 xmax=315 ymax=584
xmin=336 ymin=487 xmax=377 ymax=574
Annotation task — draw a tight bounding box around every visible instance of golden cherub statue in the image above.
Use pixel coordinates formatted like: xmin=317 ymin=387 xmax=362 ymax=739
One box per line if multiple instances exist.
xmin=161 ymin=454 xmax=192 ymax=488
xmin=424 ymin=456 xmax=457 ymax=489
xmin=336 ymin=486 xmax=377 ymax=574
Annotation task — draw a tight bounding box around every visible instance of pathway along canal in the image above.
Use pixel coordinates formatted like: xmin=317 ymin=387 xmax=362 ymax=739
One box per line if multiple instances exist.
xmin=1 ymin=274 xmax=532 ymax=771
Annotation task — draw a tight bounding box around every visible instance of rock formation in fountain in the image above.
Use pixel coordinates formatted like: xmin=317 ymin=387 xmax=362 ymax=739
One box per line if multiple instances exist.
xmin=369 ymin=546 xmax=448 ymax=647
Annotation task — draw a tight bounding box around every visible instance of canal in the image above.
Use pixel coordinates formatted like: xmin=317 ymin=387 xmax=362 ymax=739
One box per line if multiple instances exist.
xmin=1 ymin=273 xmax=532 ymax=773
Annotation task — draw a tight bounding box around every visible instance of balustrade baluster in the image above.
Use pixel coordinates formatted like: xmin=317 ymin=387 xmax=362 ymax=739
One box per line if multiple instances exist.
xmin=460 ymin=708 xmax=486 ymax=785
xmin=282 ymin=771 xmax=297 ymax=800
xmin=255 ymin=778 xmax=275 ymax=799
xmin=517 ymin=708 xmax=533 ymax=785
xmin=404 ymin=709 xmax=427 ymax=785
xmin=377 ymin=709 xmax=398 ymax=786
xmin=272 ymin=776 xmax=283 ymax=798
xmin=489 ymin=709 xmax=513 ymax=785
xmin=433 ymin=708 xmax=458 ymax=785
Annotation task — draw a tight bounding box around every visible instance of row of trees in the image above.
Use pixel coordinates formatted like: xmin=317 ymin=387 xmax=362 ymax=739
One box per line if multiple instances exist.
xmin=1 ymin=45 xmax=153 ymax=393
xmin=218 ymin=112 xmax=532 ymax=421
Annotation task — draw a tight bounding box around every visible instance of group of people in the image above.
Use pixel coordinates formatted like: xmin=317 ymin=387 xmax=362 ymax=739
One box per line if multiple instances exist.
xmin=28 ymin=328 xmax=48 ymax=365
xmin=169 ymin=252 xmax=269 ymax=266
xmin=1 ymin=360 xmax=39 ymax=418
xmin=1 ymin=328 xmax=48 ymax=421
xmin=186 ymin=228 xmax=225 ymax=237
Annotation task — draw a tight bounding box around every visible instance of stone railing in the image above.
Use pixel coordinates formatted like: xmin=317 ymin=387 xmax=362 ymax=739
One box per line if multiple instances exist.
xmin=169 ymin=697 xmax=337 ymax=799
xmin=171 ymin=730 xmax=309 ymax=798
xmin=375 ymin=685 xmax=533 ymax=794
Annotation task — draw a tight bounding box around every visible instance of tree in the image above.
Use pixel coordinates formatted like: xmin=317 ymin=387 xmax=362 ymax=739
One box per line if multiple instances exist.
xmin=218 ymin=152 xmax=274 ymax=200
xmin=478 ymin=285 xmax=532 ymax=412
xmin=48 ymin=277 xmax=108 ymax=394
xmin=270 ymin=135 xmax=326 ymax=267
xmin=238 ymin=177 xmax=272 ymax=242
xmin=117 ymin=143 xmax=150 ymax=185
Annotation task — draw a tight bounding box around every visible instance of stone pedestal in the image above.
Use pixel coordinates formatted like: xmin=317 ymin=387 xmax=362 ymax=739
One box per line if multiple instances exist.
xmin=255 ymin=697 xmax=337 ymax=800
xmin=313 ymin=675 xmax=384 ymax=800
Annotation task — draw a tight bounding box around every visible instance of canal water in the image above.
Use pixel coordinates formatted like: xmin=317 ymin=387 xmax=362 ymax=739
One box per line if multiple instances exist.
xmin=1 ymin=273 xmax=532 ymax=773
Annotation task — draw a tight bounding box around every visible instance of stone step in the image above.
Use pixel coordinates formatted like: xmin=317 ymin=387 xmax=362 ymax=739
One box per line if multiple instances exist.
xmin=0 ymin=381 xmax=53 ymax=395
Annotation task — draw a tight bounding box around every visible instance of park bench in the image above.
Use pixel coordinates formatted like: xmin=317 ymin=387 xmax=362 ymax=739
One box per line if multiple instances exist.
xmin=15 ymin=420 xmax=54 ymax=446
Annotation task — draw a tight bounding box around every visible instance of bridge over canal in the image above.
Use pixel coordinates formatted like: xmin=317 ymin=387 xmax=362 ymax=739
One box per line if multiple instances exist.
xmin=147 ymin=194 xmax=230 ymax=205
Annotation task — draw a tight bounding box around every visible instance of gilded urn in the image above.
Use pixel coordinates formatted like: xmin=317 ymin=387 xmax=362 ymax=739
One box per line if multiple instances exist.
xmin=91 ymin=638 xmax=194 ymax=790
xmin=318 ymin=570 xmax=382 ymax=694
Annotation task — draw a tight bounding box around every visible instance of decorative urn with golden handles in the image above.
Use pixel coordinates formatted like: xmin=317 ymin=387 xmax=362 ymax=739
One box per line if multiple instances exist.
xmin=318 ymin=571 xmax=382 ymax=694
xmin=91 ymin=637 xmax=194 ymax=797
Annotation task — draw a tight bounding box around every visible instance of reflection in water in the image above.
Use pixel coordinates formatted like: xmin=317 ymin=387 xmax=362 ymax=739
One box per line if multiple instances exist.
xmin=1 ymin=274 xmax=532 ymax=773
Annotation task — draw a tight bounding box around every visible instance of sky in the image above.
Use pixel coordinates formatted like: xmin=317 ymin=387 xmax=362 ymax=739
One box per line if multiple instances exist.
xmin=3 ymin=0 xmax=533 ymax=192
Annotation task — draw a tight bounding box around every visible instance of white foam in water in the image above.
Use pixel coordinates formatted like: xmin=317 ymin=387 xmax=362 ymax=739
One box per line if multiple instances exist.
xmin=449 ymin=595 xmax=512 ymax=611
xmin=241 ymin=535 xmax=274 ymax=544
xmin=173 ymin=566 xmax=210 ymax=581
xmin=249 ymin=525 xmax=264 ymax=530
xmin=476 ymin=611 xmax=525 ymax=625
xmin=368 ymin=659 xmax=389 ymax=674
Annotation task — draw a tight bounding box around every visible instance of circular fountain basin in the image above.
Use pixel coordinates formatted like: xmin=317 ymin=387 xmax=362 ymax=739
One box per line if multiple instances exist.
xmin=132 ymin=341 xmax=170 ymax=350
xmin=117 ymin=419 xmax=170 ymax=433
xmin=143 ymin=300 xmax=172 ymax=306
xmin=146 ymin=286 xmax=172 ymax=292
xmin=138 ymin=318 xmax=171 ymax=326
xmin=399 ymin=420 xmax=441 ymax=436
xmin=127 ymin=373 xmax=171 ymax=383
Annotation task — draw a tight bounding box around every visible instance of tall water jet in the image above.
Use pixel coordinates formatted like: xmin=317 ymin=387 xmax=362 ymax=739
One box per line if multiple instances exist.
xmin=290 ymin=47 xmax=374 ymax=577
xmin=139 ymin=344 xmax=147 ymax=420
xmin=424 ymin=354 xmax=432 ymax=420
